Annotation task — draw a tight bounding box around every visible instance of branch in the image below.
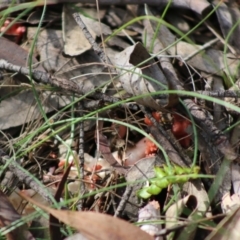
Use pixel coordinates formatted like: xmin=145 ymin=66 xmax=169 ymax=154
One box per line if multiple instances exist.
xmin=0 ymin=149 xmax=54 ymax=204
xmin=0 ymin=59 xmax=82 ymax=94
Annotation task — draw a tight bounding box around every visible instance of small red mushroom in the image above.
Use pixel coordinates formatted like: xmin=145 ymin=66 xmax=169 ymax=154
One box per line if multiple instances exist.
xmin=144 ymin=112 xmax=161 ymax=126
xmin=145 ymin=138 xmax=158 ymax=156
xmin=171 ymin=114 xmax=191 ymax=148
xmin=144 ymin=110 xmax=192 ymax=148
xmin=1 ymin=19 xmax=26 ymax=43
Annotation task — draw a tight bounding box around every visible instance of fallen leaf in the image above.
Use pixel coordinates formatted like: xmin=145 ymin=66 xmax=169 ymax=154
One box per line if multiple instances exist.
xmin=0 ymin=189 xmax=34 ymax=240
xmin=22 ymin=193 xmax=153 ymax=240
xmin=206 ymin=205 xmax=240 ymax=240
xmin=114 ymin=42 xmax=169 ymax=110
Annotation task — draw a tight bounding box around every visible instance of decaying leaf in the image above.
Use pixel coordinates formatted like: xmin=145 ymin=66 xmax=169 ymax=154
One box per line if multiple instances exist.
xmin=0 ymin=190 xmax=34 ymax=240
xmin=149 ymin=14 xmax=240 ymax=79
xmin=62 ymin=5 xmax=111 ymax=56
xmin=0 ymin=37 xmax=44 ymax=70
xmin=0 ymin=90 xmax=71 ymax=130
xmin=138 ymin=201 xmax=163 ymax=240
xmin=165 ymin=195 xmax=197 ymax=229
xmin=22 ymin=193 xmax=153 ymax=240
xmin=206 ymin=205 xmax=240 ymax=240
xmin=28 ymin=27 xmax=113 ymax=93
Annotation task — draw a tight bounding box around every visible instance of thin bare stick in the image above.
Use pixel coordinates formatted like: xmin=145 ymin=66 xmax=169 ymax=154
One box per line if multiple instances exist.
xmin=0 ymin=149 xmax=54 ymax=203
xmin=0 ymin=59 xmax=82 ymax=94
xmin=76 ymin=103 xmax=85 ymax=211
xmin=73 ymin=13 xmax=115 ymax=73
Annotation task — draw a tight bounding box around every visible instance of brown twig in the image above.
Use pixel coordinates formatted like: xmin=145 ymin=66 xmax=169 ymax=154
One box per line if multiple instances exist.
xmin=0 ymin=59 xmax=82 ymax=94
xmin=73 ymin=13 xmax=115 ymax=73
xmin=76 ymin=103 xmax=86 ymax=211
xmin=183 ymin=99 xmax=238 ymax=161
xmin=0 ymin=149 xmax=54 ymax=204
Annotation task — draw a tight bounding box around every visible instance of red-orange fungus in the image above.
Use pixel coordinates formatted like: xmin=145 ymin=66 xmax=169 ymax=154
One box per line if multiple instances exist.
xmin=1 ymin=20 xmax=26 ymax=43
xmin=171 ymin=114 xmax=191 ymax=148
xmin=145 ymin=138 xmax=158 ymax=156
xmin=144 ymin=112 xmax=161 ymax=126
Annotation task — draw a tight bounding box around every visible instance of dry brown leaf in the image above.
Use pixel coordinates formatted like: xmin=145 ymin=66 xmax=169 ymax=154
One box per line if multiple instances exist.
xmin=62 ymin=5 xmax=111 ymax=56
xmin=0 ymin=190 xmax=34 ymax=240
xmin=0 ymin=90 xmax=71 ymax=130
xmin=0 ymin=37 xmax=44 ymax=70
xmin=150 ymin=15 xmax=240 ymax=78
xmin=22 ymin=193 xmax=153 ymax=240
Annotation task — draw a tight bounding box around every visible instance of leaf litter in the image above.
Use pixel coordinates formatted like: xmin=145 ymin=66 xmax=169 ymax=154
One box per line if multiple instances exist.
xmin=1 ymin=1 xmax=240 ymax=240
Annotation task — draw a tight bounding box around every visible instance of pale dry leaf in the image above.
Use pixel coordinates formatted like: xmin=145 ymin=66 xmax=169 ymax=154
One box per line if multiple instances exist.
xmin=62 ymin=5 xmax=111 ymax=56
xmin=179 ymin=181 xmax=211 ymax=239
xmin=230 ymin=162 xmax=240 ymax=196
xmin=206 ymin=205 xmax=240 ymax=240
xmin=163 ymin=0 xmax=210 ymax=15
xmin=64 ymin=233 xmax=88 ymax=240
xmin=150 ymin=16 xmax=240 ymax=78
xmin=0 ymin=190 xmax=34 ymax=240
xmin=138 ymin=201 xmax=163 ymax=240
xmin=228 ymin=5 xmax=240 ymax=52
xmin=165 ymin=195 xmax=197 ymax=229
xmin=221 ymin=192 xmax=240 ymax=214
xmin=213 ymin=2 xmax=233 ymax=42
xmin=213 ymin=1 xmax=240 ymax=53
xmin=0 ymin=90 xmax=71 ymax=130
xmin=62 ymin=5 xmax=94 ymax=56
xmin=183 ymin=180 xmax=211 ymax=216
xmin=22 ymin=194 xmax=153 ymax=240
xmin=166 ymin=194 xmax=199 ymax=240
xmin=113 ymin=42 xmax=169 ymax=110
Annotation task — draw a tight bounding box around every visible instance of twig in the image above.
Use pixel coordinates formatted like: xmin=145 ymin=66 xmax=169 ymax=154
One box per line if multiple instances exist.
xmin=1 ymin=171 xmax=19 ymax=196
xmin=76 ymin=103 xmax=85 ymax=211
xmin=114 ymin=186 xmax=133 ymax=217
xmin=73 ymin=13 xmax=116 ymax=74
xmin=196 ymin=90 xmax=240 ymax=98
xmin=0 ymin=149 xmax=54 ymax=203
xmin=0 ymin=59 xmax=82 ymax=94
xmin=183 ymin=99 xmax=238 ymax=161
xmin=0 ymin=59 xmax=139 ymax=110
